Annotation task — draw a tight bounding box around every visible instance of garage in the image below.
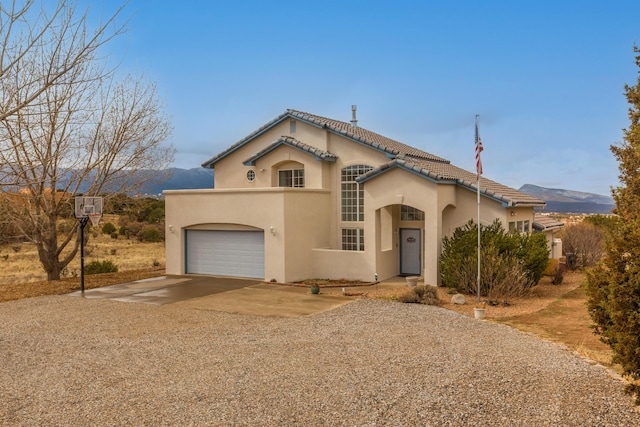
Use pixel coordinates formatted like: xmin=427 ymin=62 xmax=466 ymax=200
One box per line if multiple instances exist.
xmin=185 ymin=229 xmax=265 ymax=279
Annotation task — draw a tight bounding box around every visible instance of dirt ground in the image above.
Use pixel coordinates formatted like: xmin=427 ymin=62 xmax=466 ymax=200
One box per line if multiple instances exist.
xmin=0 ymin=268 xmax=614 ymax=370
xmin=322 ymin=271 xmax=614 ymax=369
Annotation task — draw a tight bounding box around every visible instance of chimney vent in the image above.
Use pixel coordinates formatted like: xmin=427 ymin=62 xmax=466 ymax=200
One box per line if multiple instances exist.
xmin=350 ymin=105 xmax=358 ymax=128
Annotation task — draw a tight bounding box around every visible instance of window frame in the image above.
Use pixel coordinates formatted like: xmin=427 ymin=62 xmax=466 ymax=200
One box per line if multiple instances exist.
xmin=400 ymin=205 xmax=425 ymax=221
xmin=341 ymin=228 xmax=364 ymax=251
xmin=341 ymin=165 xmax=372 ymax=222
xmin=278 ymin=168 xmax=304 ymax=188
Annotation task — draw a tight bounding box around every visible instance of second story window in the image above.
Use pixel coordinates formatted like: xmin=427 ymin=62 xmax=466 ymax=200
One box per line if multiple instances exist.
xmin=279 ymin=169 xmax=304 ymax=187
xmin=341 ymin=164 xmax=373 ymax=222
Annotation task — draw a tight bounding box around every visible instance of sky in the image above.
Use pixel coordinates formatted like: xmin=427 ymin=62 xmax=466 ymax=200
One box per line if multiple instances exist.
xmin=86 ymin=0 xmax=640 ymax=196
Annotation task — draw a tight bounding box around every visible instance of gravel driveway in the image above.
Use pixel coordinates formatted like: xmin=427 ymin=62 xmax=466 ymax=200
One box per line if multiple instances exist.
xmin=1 ymin=295 xmax=639 ymax=426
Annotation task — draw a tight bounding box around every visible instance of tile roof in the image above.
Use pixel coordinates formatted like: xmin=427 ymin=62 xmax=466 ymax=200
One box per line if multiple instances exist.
xmin=202 ymin=109 xmax=448 ymax=167
xmin=243 ymin=136 xmax=337 ymax=165
xmin=202 ymin=108 xmax=545 ymax=206
xmin=357 ymin=158 xmax=546 ymax=207
xmin=533 ymin=214 xmax=565 ymax=231
xmin=286 ymin=110 xmax=449 ymax=163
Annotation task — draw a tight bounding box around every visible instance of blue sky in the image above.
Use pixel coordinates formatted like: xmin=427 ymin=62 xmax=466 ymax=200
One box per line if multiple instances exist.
xmin=91 ymin=0 xmax=640 ymax=196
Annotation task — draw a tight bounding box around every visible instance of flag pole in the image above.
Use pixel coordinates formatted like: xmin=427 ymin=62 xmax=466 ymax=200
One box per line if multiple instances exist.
xmin=476 ymin=115 xmax=481 ymax=303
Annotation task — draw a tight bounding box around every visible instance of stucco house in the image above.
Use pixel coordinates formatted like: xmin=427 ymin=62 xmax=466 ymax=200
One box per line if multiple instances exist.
xmin=164 ymin=108 xmax=545 ymax=285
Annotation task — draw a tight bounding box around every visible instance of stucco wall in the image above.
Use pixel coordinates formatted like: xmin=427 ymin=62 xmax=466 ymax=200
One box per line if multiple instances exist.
xmin=165 ymin=188 xmax=330 ymax=282
xmin=213 ymin=120 xmax=329 ymax=189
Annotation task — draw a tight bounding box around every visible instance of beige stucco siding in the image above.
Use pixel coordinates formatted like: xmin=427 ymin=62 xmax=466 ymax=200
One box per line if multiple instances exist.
xmin=165 ymin=188 xmax=330 ymax=282
xmin=213 ymin=119 xmax=329 ymax=189
xmin=441 ymin=186 xmax=506 ymax=236
xmin=281 ymin=190 xmax=332 ymax=282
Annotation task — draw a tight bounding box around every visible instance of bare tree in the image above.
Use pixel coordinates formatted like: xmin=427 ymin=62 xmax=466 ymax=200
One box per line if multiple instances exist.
xmin=0 ymin=0 xmax=127 ymax=121
xmin=0 ymin=1 xmax=174 ymax=280
xmin=561 ymin=222 xmax=605 ymax=269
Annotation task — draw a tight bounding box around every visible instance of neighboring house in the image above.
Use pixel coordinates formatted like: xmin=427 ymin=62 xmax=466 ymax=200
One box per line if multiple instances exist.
xmin=164 ymin=108 xmax=545 ymax=285
xmin=533 ymin=213 xmax=564 ymax=259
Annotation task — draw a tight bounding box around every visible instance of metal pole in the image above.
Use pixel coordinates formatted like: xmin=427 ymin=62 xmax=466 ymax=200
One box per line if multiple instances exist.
xmin=79 ymin=217 xmax=89 ymax=294
xmin=476 ymin=115 xmax=481 ymax=303
xmin=477 ymin=175 xmax=481 ymax=303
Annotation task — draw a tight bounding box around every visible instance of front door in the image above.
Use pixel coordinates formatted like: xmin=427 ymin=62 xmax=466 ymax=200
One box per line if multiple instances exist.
xmin=400 ymin=228 xmax=421 ymax=276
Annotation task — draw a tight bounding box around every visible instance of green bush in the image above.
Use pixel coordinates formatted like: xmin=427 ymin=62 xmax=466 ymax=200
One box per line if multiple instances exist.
xmin=110 ymin=232 xmax=118 ymax=239
xmin=137 ymin=225 xmax=163 ymax=242
xmin=102 ymin=222 xmax=117 ymax=235
xmin=584 ymin=46 xmax=640 ymax=403
xmin=439 ymin=219 xmax=549 ymax=300
xmin=398 ymin=285 xmax=440 ymax=305
xmin=84 ymin=260 xmax=118 ymax=275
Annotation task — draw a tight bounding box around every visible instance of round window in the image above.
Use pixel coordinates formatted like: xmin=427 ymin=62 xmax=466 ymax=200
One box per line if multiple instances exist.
xmin=246 ymin=170 xmax=256 ymax=182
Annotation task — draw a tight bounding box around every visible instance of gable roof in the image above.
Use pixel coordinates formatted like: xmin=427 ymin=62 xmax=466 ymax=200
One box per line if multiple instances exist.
xmin=357 ymin=157 xmax=545 ymax=207
xmin=202 ymin=109 xmax=448 ymax=168
xmin=202 ymin=108 xmax=545 ymax=207
xmin=243 ymin=136 xmax=337 ymax=166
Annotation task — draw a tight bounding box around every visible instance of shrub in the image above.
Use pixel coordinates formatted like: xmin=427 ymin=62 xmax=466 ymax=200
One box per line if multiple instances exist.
xmin=84 ymin=260 xmax=118 ymax=275
xmin=124 ymin=222 xmax=145 ymax=239
xmin=584 ymin=46 xmax=640 ymax=402
xmin=543 ymin=259 xmax=559 ymax=276
xmin=119 ymin=225 xmax=126 ymax=236
xmin=102 ymin=222 xmax=116 ymax=235
xmin=439 ymin=219 xmax=549 ymax=300
xmin=137 ymin=225 xmax=163 ymax=242
xmin=152 ymin=259 xmax=160 ymax=267
xmin=398 ymin=285 xmax=440 ymax=305
xmin=110 ymin=232 xmax=118 ymax=239
xmin=551 ymin=265 xmax=564 ymax=285
xmin=110 ymin=248 xmax=117 ymax=255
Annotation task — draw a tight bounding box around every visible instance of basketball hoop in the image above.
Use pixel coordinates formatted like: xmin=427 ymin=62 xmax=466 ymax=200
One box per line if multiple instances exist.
xmin=88 ymin=213 xmax=102 ymax=227
xmin=74 ymin=196 xmax=104 ymax=293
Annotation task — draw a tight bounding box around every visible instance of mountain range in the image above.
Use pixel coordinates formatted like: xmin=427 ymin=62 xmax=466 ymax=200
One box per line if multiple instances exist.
xmin=142 ymin=168 xmax=214 ymax=195
xmin=141 ymin=169 xmax=615 ymax=214
xmin=518 ymin=184 xmax=615 ymax=214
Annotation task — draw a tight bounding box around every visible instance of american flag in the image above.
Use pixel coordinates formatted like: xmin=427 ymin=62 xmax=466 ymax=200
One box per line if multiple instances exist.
xmin=475 ymin=122 xmax=483 ymax=180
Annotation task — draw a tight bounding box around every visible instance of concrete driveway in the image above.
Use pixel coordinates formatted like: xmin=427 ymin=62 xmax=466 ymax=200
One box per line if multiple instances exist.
xmin=69 ymin=275 xmax=390 ymax=317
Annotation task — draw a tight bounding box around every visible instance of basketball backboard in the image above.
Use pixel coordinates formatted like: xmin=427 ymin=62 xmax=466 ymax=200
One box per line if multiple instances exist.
xmin=75 ymin=196 xmax=103 ymax=220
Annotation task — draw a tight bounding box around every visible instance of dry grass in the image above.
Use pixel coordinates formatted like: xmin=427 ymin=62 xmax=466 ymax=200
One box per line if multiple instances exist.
xmin=0 ymin=216 xmax=165 ymax=285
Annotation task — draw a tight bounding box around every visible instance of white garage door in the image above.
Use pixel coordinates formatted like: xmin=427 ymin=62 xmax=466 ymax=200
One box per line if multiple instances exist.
xmin=186 ymin=230 xmax=264 ymax=279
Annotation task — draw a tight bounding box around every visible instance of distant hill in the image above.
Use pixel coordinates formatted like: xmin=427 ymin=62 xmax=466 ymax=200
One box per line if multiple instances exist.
xmin=519 ymin=184 xmax=615 ymax=214
xmin=144 ymin=167 xmax=214 ymax=194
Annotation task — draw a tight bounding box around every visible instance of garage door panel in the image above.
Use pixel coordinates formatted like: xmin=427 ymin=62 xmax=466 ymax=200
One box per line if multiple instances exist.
xmin=186 ymin=230 xmax=264 ymax=279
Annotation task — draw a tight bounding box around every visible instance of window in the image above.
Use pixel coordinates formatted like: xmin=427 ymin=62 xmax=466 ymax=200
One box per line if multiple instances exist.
xmin=279 ymin=169 xmax=304 ymax=187
xmin=341 ymin=165 xmax=372 ymax=221
xmin=342 ymin=228 xmax=364 ymax=251
xmin=246 ymin=170 xmax=256 ymax=182
xmin=509 ymin=220 xmax=531 ymax=233
xmin=290 ymin=120 xmax=296 ymax=133
xmin=401 ymin=205 xmax=425 ymax=221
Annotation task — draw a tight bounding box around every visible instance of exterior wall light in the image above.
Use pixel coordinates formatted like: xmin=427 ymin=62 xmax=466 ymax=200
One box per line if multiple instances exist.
xmin=269 ymin=226 xmax=276 ymax=235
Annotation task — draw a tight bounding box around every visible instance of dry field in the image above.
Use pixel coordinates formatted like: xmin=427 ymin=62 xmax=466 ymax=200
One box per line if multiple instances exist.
xmin=0 ymin=214 xmax=165 ymax=286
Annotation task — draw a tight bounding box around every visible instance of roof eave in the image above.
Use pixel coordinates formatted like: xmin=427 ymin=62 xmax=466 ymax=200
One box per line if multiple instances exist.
xmin=243 ymin=138 xmax=337 ymax=166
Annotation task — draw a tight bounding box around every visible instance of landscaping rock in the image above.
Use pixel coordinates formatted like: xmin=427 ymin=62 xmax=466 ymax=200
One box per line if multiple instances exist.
xmin=451 ymin=293 xmax=467 ymax=305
